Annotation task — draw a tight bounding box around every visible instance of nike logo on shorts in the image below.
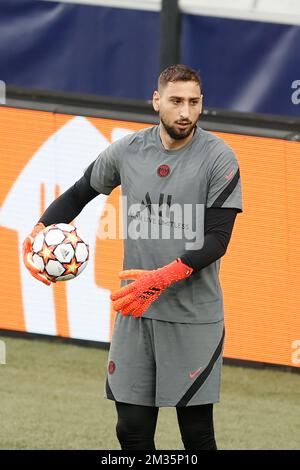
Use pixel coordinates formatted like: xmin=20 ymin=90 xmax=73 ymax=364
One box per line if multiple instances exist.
xmin=189 ymin=367 xmax=202 ymax=379
xmin=224 ymin=169 xmax=234 ymax=180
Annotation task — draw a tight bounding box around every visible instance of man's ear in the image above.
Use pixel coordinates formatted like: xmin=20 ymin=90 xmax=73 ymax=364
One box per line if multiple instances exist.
xmin=152 ymin=90 xmax=160 ymax=112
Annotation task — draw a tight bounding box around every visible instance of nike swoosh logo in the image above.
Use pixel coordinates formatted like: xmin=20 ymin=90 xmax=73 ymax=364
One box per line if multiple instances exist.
xmin=189 ymin=367 xmax=202 ymax=379
xmin=224 ymin=169 xmax=234 ymax=180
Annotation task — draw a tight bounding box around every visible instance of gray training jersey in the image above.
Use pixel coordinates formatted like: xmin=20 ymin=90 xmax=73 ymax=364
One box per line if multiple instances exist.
xmin=89 ymin=125 xmax=243 ymax=323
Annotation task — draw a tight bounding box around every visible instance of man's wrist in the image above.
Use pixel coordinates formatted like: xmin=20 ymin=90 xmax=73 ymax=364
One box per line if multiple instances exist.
xmin=160 ymin=259 xmax=193 ymax=285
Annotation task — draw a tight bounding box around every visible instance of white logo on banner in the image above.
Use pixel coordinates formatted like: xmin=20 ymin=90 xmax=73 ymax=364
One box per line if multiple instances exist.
xmin=0 ymin=80 xmax=5 ymax=105
xmin=291 ymin=80 xmax=300 ymax=105
xmin=0 ymin=340 xmax=6 ymax=365
xmin=0 ymin=116 xmax=132 ymax=342
xmin=39 ymin=0 xmax=161 ymax=12
xmin=180 ymin=0 xmax=300 ymax=26
xmin=291 ymin=340 xmax=300 ymax=365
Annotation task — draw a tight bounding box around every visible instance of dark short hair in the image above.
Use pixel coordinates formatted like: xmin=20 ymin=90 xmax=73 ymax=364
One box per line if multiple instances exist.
xmin=158 ymin=64 xmax=202 ymax=93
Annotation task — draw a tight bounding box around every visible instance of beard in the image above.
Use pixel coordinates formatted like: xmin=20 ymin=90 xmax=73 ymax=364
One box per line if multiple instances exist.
xmin=160 ymin=115 xmax=198 ymax=141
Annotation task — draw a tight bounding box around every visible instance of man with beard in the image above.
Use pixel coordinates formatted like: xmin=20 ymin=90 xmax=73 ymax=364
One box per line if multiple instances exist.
xmin=23 ymin=65 xmax=243 ymax=450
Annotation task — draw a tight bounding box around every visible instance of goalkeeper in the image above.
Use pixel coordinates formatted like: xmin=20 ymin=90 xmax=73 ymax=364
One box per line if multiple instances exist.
xmin=23 ymin=64 xmax=243 ymax=450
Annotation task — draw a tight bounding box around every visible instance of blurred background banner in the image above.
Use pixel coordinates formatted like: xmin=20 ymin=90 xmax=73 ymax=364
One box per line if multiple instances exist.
xmin=0 ymin=0 xmax=160 ymax=100
xmin=0 ymin=104 xmax=299 ymax=368
xmin=0 ymin=0 xmax=300 ymax=115
xmin=181 ymin=14 xmax=300 ymax=116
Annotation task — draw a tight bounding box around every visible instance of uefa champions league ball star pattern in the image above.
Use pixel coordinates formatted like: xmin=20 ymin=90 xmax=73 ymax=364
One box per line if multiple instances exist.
xmin=31 ymin=224 xmax=89 ymax=282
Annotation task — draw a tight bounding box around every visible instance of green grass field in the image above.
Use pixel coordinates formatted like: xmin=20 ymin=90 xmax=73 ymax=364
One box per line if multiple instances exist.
xmin=0 ymin=335 xmax=299 ymax=450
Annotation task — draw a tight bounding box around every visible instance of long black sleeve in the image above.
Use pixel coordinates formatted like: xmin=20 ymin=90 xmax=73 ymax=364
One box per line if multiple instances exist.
xmin=180 ymin=208 xmax=239 ymax=272
xmin=39 ymin=176 xmax=99 ymax=226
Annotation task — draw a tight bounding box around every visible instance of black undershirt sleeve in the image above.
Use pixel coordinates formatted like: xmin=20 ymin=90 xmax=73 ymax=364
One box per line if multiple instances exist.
xmin=180 ymin=208 xmax=238 ymax=273
xmin=39 ymin=175 xmax=99 ymax=226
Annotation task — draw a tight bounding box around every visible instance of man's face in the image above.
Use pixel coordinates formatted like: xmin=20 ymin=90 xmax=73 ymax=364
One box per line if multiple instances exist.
xmin=152 ymin=81 xmax=203 ymax=140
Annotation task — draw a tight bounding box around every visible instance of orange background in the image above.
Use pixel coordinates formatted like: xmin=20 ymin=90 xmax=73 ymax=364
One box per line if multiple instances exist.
xmin=0 ymin=106 xmax=299 ymax=367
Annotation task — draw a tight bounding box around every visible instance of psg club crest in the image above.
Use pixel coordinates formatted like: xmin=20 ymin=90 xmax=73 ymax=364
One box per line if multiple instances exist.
xmin=108 ymin=361 xmax=116 ymax=374
xmin=157 ymin=164 xmax=170 ymax=178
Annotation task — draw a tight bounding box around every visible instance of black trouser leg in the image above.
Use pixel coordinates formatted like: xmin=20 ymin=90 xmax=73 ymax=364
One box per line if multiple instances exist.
xmin=115 ymin=401 xmax=159 ymax=450
xmin=176 ymin=403 xmax=217 ymax=450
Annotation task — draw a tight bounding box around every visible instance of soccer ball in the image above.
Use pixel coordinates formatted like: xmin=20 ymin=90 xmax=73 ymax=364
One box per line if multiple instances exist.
xmin=31 ymin=223 xmax=89 ymax=282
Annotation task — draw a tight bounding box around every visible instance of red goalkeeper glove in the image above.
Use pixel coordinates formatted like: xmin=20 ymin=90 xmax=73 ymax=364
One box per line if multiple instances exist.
xmin=22 ymin=222 xmax=51 ymax=286
xmin=110 ymin=259 xmax=193 ymax=317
